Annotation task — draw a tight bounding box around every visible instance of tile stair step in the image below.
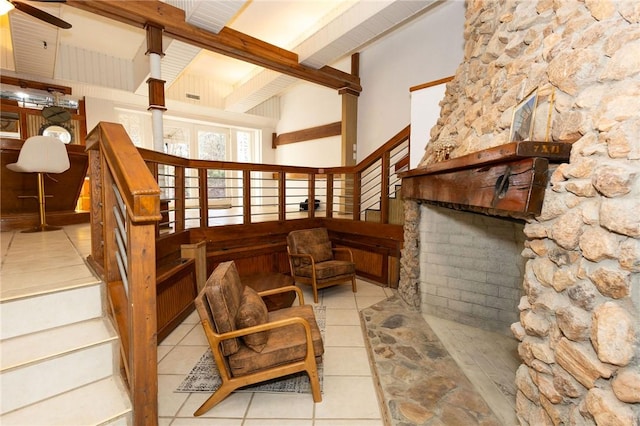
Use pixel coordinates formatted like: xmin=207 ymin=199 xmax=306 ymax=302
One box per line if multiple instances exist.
xmin=0 ymin=317 xmax=117 ymax=372
xmin=0 ymin=283 xmax=103 ymax=340
xmin=0 ymin=325 xmax=118 ymax=414
xmin=0 ymin=376 xmax=132 ymax=426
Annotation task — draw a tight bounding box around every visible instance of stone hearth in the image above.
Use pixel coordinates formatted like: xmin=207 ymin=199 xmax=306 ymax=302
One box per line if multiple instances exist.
xmin=361 ymin=295 xmax=504 ymax=425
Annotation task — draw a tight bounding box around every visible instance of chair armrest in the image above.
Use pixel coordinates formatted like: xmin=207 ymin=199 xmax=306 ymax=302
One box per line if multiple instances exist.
xmin=215 ymin=315 xmax=315 ymax=345
xmin=258 ymin=285 xmax=305 ymax=306
xmin=332 ymin=247 xmax=354 ymax=262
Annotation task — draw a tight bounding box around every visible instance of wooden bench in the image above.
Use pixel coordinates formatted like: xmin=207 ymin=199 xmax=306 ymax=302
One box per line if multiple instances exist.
xmin=156 ymin=257 xmax=197 ymax=342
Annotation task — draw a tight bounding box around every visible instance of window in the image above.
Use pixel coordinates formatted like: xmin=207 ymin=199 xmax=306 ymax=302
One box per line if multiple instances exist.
xmin=164 ymin=126 xmax=190 ymax=157
xmin=116 ymin=109 xmax=259 ymax=162
xmin=236 ymin=130 xmax=251 ymax=162
xmin=198 ymin=130 xmax=227 ymax=161
xmin=198 ymin=129 xmax=228 ymax=199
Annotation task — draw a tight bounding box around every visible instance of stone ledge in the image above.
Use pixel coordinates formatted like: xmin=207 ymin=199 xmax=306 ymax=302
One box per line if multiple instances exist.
xmin=360 ymin=295 xmax=502 ymax=425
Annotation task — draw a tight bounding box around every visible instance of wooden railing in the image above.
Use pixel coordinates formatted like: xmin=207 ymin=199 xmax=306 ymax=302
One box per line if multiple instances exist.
xmin=86 ymin=122 xmax=161 ymax=426
xmin=138 ymin=124 xmax=410 ymax=233
xmin=85 ymin=121 xmax=409 ymax=422
xmin=356 ymin=125 xmax=410 ymax=223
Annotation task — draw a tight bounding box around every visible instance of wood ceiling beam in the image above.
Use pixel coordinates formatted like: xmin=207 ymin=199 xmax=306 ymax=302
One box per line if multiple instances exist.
xmin=1 ymin=76 xmax=72 ymax=95
xmin=65 ymin=0 xmax=362 ymax=93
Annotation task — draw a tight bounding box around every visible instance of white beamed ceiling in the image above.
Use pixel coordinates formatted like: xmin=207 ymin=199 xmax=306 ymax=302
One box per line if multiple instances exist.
xmin=8 ymin=4 xmax=61 ymax=79
xmin=165 ymin=0 xmax=245 ymax=34
xmin=3 ymin=0 xmax=435 ymax=114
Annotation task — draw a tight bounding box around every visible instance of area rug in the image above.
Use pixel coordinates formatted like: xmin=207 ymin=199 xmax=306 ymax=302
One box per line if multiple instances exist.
xmin=176 ymin=305 xmax=325 ymax=394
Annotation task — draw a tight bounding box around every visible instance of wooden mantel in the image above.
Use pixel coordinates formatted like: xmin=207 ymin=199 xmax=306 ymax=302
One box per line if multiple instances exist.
xmin=400 ymin=141 xmax=572 ymax=219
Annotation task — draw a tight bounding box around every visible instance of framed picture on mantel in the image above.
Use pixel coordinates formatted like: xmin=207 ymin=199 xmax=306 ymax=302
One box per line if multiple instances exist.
xmin=509 ymin=88 xmax=538 ymax=142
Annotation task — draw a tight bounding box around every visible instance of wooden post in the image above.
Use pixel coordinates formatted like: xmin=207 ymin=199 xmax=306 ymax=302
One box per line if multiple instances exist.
xmin=326 ymin=174 xmax=334 ymax=218
xmin=308 ymin=174 xmax=315 ymax=217
xmin=182 ymin=241 xmax=208 ymax=293
xmin=198 ymin=168 xmax=208 ymax=228
xmin=146 ymin=23 xmax=166 ymax=152
xmin=340 ymin=90 xmax=358 ymax=167
xmin=243 ymin=170 xmax=252 ymax=224
xmin=128 ymin=222 xmax=158 ymax=426
xmin=380 ymin=152 xmax=390 ymax=224
xmin=340 ymin=53 xmax=360 ymax=167
xmin=339 ymin=53 xmax=359 ymax=216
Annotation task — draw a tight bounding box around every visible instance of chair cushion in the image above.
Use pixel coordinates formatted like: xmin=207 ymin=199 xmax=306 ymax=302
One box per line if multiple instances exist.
xmin=287 ymin=228 xmax=333 ymax=266
xmin=204 ymin=261 xmax=244 ymax=356
xmin=296 ymin=260 xmax=355 ymax=280
xmin=228 ymin=304 xmax=324 ymax=376
xmin=236 ymin=286 xmax=270 ymax=352
xmin=299 ymin=242 xmax=333 ymax=265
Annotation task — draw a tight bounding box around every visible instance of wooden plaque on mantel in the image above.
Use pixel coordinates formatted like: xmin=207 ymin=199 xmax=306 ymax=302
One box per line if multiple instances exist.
xmin=400 ymin=141 xmax=570 ymax=219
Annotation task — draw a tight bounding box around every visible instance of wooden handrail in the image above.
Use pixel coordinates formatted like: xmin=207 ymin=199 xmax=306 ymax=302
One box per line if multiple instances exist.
xmin=351 ymin=125 xmax=410 ymax=173
xmin=86 ymin=123 xmax=161 ymax=222
xmin=86 ymin=122 xmax=160 ymax=425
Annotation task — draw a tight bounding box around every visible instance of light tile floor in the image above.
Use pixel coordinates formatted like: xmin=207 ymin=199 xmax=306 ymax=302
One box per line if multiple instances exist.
xmin=1 ymin=224 xmax=520 ymax=425
xmin=157 ymin=280 xmax=394 ymax=426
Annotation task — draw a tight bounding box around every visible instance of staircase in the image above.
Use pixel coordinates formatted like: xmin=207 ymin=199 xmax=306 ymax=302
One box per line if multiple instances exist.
xmin=364 ymin=184 xmax=405 ymax=225
xmin=0 ymin=227 xmax=132 ymax=425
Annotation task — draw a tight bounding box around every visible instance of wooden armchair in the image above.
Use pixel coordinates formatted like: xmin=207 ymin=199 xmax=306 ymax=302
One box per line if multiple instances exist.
xmin=287 ymin=227 xmax=357 ymax=303
xmin=193 ymin=261 xmax=324 ymax=416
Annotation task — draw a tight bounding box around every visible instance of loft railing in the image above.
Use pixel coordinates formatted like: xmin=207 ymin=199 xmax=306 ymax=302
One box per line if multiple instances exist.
xmin=86 ymin=122 xmax=161 ymax=426
xmin=137 ymin=125 xmax=410 ymax=233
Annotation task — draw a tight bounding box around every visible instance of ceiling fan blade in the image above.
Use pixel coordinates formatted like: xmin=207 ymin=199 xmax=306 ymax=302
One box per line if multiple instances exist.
xmin=10 ymin=1 xmax=72 ymax=29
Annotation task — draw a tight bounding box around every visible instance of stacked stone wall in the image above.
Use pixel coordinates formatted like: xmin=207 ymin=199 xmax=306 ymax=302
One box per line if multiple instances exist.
xmin=399 ymin=0 xmax=640 ymax=423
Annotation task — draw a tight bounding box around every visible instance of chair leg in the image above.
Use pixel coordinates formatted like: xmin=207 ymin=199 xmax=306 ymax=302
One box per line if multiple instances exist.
xmin=307 ymin=368 xmax=322 ymax=402
xmin=351 ymin=276 xmax=357 ymax=293
xmin=23 ymin=172 xmax=61 ymax=233
xmin=312 ymin=285 xmax=319 ymax=303
xmin=193 ymin=382 xmax=236 ymax=416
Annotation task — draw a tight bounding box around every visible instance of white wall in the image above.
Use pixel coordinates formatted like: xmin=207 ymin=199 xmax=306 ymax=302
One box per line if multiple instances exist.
xmin=85 ymin=97 xmax=119 ymax=131
xmin=357 ymin=0 xmax=465 ymax=161
xmin=410 ymin=83 xmax=447 ymax=169
xmin=275 ymin=0 xmax=465 ymax=167
xmin=83 ymin=1 xmax=465 ymax=168
xmin=275 ymin=82 xmax=342 ymax=167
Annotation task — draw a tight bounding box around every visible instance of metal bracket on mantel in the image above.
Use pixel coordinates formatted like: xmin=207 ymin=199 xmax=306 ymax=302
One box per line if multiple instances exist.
xmin=399 ymin=141 xmax=572 ymax=220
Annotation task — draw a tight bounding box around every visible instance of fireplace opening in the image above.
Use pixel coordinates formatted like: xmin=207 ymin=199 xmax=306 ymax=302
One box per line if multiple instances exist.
xmin=419 ymin=204 xmax=526 ymax=335
xmin=418 ymin=203 xmax=526 ymax=423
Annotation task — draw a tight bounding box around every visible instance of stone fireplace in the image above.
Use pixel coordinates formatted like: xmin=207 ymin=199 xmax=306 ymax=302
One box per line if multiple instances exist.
xmin=398 ymin=1 xmax=640 ymax=424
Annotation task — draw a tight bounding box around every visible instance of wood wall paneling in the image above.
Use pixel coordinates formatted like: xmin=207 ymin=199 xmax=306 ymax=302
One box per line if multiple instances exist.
xmin=156 ymin=259 xmax=197 ymax=342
